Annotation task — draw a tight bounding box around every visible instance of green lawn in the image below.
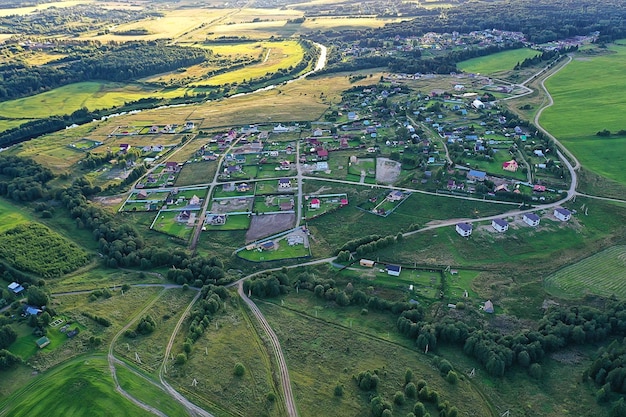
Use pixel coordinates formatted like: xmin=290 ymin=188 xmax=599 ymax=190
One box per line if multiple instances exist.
xmin=152 ymin=211 xmax=197 ymax=240
xmin=457 ymin=48 xmax=540 ymax=74
xmin=0 ymin=356 xmax=154 ymax=417
xmin=238 ymin=241 xmax=309 ymax=262
xmin=205 ymin=214 xmax=251 ymax=231
xmin=540 ymin=43 xmax=626 ymax=185
xmin=0 ymin=198 xmax=31 ymax=232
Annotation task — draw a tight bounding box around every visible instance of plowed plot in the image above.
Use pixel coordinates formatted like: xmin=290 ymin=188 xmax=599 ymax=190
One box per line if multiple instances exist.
xmin=246 ymin=213 xmax=295 ymax=241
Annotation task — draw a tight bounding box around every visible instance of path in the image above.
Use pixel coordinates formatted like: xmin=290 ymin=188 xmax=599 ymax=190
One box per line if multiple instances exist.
xmin=238 ymin=281 xmax=298 ymax=417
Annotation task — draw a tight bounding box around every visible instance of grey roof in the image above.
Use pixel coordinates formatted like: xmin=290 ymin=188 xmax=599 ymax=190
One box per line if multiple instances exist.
xmin=524 ymin=213 xmax=540 ymax=221
xmin=493 ymin=218 xmax=508 ymax=227
xmin=456 ymin=222 xmax=473 ymax=232
xmin=555 ymin=208 xmax=571 ymax=216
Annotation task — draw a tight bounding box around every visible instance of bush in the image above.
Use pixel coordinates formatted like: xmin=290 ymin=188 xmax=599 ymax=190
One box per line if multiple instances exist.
xmin=266 ymin=392 xmax=276 ymax=402
xmin=405 ymin=382 xmax=417 ymax=398
xmin=175 ymin=353 xmax=187 ymax=365
xmin=446 ymin=370 xmax=458 ymax=384
xmin=334 ymin=383 xmax=344 ymax=397
xmin=234 ymin=362 xmax=245 ymax=377
xmin=394 ymin=391 xmax=406 ymax=405
xmin=413 ymin=402 xmax=427 ymax=417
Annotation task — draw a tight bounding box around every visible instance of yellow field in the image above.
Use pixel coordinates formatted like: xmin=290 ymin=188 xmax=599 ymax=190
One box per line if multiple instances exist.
xmin=82 ymin=8 xmax=231 ymax=41
xmin=300 ymin=16 xmax=405 ymax=31
xmin=14 ymin=52 xmax=67 ymax=66
xmin=192 ymin=41 xmax=304 ymax=86
xmin=0 ymin=0 xmax=91 ymax=16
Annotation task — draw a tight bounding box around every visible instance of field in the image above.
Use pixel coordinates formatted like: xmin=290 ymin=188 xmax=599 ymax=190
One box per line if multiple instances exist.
xmin=457 ymin=48 xmax=540 ymax=74
xmin=544 ymin=245 xmax=626 ymax=299
xmin=0 ymin=357 xmax=154 ymax=417
xmin=0 ymin=223 xmax=90 ymax=278
xmin=259 ymin=301 xmax=493 ymax=417
xmin=0 ymin=0 xmax=89 ymax=16
xmin=151 ymin=211 xmax=198 ymax=240
xmin=540 ymin=43 xmax=626 ymax=185
xmin=0 ymin=198 xmax=31 ymax=232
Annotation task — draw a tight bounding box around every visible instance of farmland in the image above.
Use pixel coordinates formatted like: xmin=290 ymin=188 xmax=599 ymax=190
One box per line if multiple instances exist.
xmin=457 ymin=48 xmax=540 ymax=74
xmin=544 ymin=245 xmax=626 ymax=299
xmin=540 ymin=43 xmax=626 ymax=185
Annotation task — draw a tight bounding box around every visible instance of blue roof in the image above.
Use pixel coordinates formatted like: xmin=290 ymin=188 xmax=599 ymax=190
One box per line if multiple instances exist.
xmin=387 ymin=264 xmax=401 ymax=272
xmin=457 ymin=222 xmax=472 ymax=232
xmin=25 ymin=306 xmax=42 ymax=315
xmin=261 ymin=241 xmax=275 ymax=249
xmin=468 ymin=169 xmax=486 ymax=179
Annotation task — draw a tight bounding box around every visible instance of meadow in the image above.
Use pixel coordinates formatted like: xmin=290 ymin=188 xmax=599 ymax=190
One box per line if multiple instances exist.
xmin=0 ymin=357 xmax=154 ymax=417
xmin=457 ymin=48 xmax=540 ymax=74
xmin=0 ymin=198 xmax=31 ymax=232
xmin=544 ymin=245 xmax=626 ymax=299
xmin=540 ymin=43 xmax=626 ymax=185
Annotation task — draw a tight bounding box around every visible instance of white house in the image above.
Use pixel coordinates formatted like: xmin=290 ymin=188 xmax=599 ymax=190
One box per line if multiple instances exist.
xmin=523 ymin=213 xmax=540 ymax=227
xmin=472 ymin=99 xmax=485 ymax=109
xmin=310 ymin=198 xmax=321 ymax=209
xmin=554 ymin=208 xmax=571 ymax=222
xmin=491 ymin=218 xmax=509 ymax=233
xmin=455 ymin=222 xmax=473 ymax=237
xmin=386 ymin=264 xmax=401 ymax=276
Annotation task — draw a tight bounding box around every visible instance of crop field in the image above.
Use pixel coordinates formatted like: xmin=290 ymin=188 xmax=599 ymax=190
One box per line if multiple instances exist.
xmin=0 ymin=357 xmax=154 ymax=417
xmin=544 ymin=245 xmax=626 ymax=299
xmin=259 ymin=302 xmax=493 ymax=417
xmin=175 ymin=162 xmax=217 ymax=186
xmin=192 ymin=41 xmax=305 ymax=86
xmin=540 ymin=44 xmax=626 ymax=185
xmin=0 ymin=0 xmax=90 ymax=16
xmin=457 ymin=48 xmax=540 ymax=74
xmin=0 ymin=223 xmax=90 ymax=278
xmin=166 ymin=298 xmax=281 ymax=417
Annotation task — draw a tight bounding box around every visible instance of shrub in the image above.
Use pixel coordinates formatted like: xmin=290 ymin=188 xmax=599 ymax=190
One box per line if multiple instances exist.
xmin=394 ymin=391 xmax=406 ymax=405
xmin=234 ymin=362 xmax=245 ymax=377
xmin=334 ymin=383 xmax=344 ymax=397
xmin=405 ymin=382 xmax=417 ymax=398
xmin=446 ymin=370 xmax=458 ymax=384
xmin=175 ymin=353 xmax=187 ymax=365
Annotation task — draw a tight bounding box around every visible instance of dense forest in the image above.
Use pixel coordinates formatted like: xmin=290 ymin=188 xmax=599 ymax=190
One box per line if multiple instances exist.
xmin=0 ymin=42 xmax=209 ymax=101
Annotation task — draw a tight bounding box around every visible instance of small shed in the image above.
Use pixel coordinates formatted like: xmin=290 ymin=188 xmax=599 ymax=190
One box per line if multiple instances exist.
xmin=360 ymin=259 xmax=375 ymax=268
xmin=386 ymin=264 xmax=401 ymax=276
xmin=36 ymin=336 xmax=50 ymax=349
xmin=484 ymin=300 xmax=494 ymax=314
xmin=8 ymin=282 xmax=24 ymax=294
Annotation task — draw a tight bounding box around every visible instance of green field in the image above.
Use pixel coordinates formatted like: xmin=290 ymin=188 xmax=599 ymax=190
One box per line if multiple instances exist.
xmin=151 ymin=211 xmax=197 ymax=240
xmin=540 ymin=43 xmax=626 ymax=185
xmin=0 ymin=198 xmax=31 ymax=232
xmin=544 ymin=245 xmax=626 ymax=299
xmin=457 ymin=48 xmax=540 ymax=74
xmin=0 ymin=357 xmax=154 ymax=417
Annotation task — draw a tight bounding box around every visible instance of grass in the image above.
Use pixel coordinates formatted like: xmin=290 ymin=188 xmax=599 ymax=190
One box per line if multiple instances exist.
xmin=49 ymin=268 xmax=157 ymax=293
xmin=205 ymin=214 xmax=251 ymax=231
xmin=457 ymin=48 xmax=540 ymax=74
xmin=258 ymin=301 xmax=493 ymax=417
xmin=0 ymin=198 xmax=32 ymax=232
xmin=174 ymin=161 xmax=217 ymax=186
xmin=540 ymin=43 xmax=626 ymax=185
xmin=151 ymin=211 xmax=197 ymax=240
xmin=237 ymin=241 xmax=309 ymax=262
xmin=0 ymin=356 xmax=154 ymax=417
xmin=544 ymin=245 xmax=626 ymax=299
xmin=165 ymin=296 xmax=281 ymax=417
xmin=115 ymin=364 xmax=189 ymax=417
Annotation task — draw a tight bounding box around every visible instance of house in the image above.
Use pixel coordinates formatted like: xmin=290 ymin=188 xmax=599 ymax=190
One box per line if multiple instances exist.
xmin=484 ymin=300 xmax=494 ymax=314
xmin=491 ymin=218 xmax=509 ymax=233
xmin=467 ymin=169 xmax=487 ymax=181
xmin=235 ymin=154 xmax=246 ymax=164
xmin=280 ymin=201 xmax=294 ymax=211
xmin=273 ymin=124 xmax=289 ymax=133
xmin=208 ymin=214 xmax=227 ymax=225
xmin=315 ymin=162 xmax=329 ymax=171
xmin=340 ymin=198 xmax=348 ymax=206
xmin=278 ymin=178 xmax=291 ymax=189
xmin=455 ymin=222 xmax=473 ymax=237
xmin=347 ymin=112 xmax=357 ymax=121
xmin=317 ymin=149 xmax=329 ymax=160
xmin=177 ymin=211 xmax=191 ymax=222
xmin=533 ymin=184 xmax=546 ymax=192
xmin=8 ymin=282 xmax=24 ymax=294
xmin=494 ymin=184 xmax=509 ymax=193
xmin=189 ymin=195 xmax=201 ymax=206
xmin=136 ymin=190 xmax=149 ymax=199
xmin=502 ymin=160 xmax=519 ymax=172
xmin=223 ymin=183 xmax=235 ymax=192
xmin=237 ymin=183 xmax=250 ymax=193
xmin=36 ymin=336 xmax=51 ymax=349
xmin=184 ymin=121 xmax=195 ymax=130
xmin=387 ymin=190 xmax=404 ymax=202
xmin=534 ymin=149 xmax=545 ymax=157
xmin=313 ymin=128 xmax=323 ymax=137
xmin=119 ymin=144 xmax=130 ymax=153
xmin=387 ymin=264 xmax=401 ymax=276
xmin=165 ymin=162 xmax=180 ymax=173
xmin=554 ymin=208 xmax=571 ymax=222
xmin=310 ymin=198 xmax=321 ymax=209
xmin=260 ymin=241 xmax=275 ymax=250
xmin=523 ymin=213 xmax=540 ymax=227
xmin=25 ymin=306 xmax=42 ymax=316
xmin=360 ymin=259 xmax=375 ymax=268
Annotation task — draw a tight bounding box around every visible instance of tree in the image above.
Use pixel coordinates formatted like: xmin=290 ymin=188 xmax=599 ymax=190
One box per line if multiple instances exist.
xmin=529 ymin=363 xmax=542 ymax=380
xmin=0 ymin=325 xmax=17 ymax=349
xmin=175 ymin=353 xmax=187 ymax=365
xmin=394 ymin=391 xmax=406 ymax=405
xmin=334 ymin=383 xmax=344 ymax=397
xmin=414 ymin=402 xmax=427 ymax=417
xmin=27 ymin=287 xmax=48 ymax=307
xmin=405 ymin=368 xmax=413 ymax=384
xmin=446 ymin=370 xmax=458 ymax=384
xmin=405 ymin=382 xmax=417 ymax=398
xmin=40 ymin=311 xmax=51 ymax=327
xmin=234 ymin=362 xmax=245 ymax=377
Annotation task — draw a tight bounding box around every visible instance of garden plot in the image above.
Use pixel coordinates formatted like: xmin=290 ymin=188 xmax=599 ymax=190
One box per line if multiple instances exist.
xmin=246 ymin=213 xmax=295 ymax=242
xmin=210 ymin=197 xmax=254 ymax=214
xmin=375 ymin=157 xmax=402 ymax=184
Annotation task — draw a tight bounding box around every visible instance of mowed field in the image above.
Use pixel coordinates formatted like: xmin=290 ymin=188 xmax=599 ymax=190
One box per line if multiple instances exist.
xmin=540 ymin=43 xmax=626 ymax=184
xmin=457 ymin=48 xmax=540 ymax=74
xmin=0 ymin=198 xmax=31 ymax=232
xmin=544 ymin=245 xmax=626 ymax=299
xmin=0 ymin=357 xmax=154 ymax=417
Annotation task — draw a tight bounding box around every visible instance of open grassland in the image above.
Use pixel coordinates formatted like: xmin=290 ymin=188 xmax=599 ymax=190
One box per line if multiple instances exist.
xmin=457 ymin=48 xmax=540 ymax=74
xmin=259 ymin=301 xmax=493 ymax=417
xmin=0 ymin=223 xmax=90 ymax=278
xmin=0 ymin=81 xmax=193 ymax=120
xmin=82 ymin=8 xmax=231 ymax=42
xmin=114 ymin=288 xmax=195 ymax=375
xmin=166 ymin=296 xmax=281 ymax=417
xmin=0 ymin=357 xmax=154 ymax=417
xmin=0 ymin=0 xmax=90 ymax=16
xmin=193 ymin=41 xmax=305 ymax=86
xmin=115 ymin=364 xmax=189 ymax=417
xmin=49 ymin=268 xmax=158 ymax=293
xmin=0 ymin=198 xmax=31 ymax=232
xmin=544 ymin=245 xmax=626 ymax=299
xmin=540 ymin=43 xmax=626 ymax=185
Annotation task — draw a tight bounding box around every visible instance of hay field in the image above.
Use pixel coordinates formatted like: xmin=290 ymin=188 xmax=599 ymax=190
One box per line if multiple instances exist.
xmin=0 ymin=0 xmax=90 ymax=16
xmin=457 ymin=48 xmax=540 ymax=74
